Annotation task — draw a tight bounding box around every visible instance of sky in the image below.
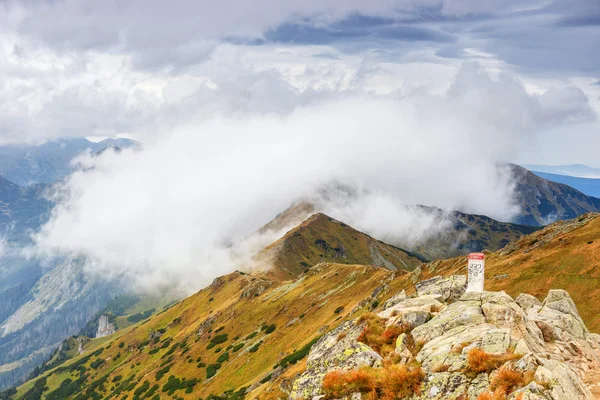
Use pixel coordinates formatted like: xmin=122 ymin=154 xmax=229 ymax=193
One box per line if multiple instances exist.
xmin=1 ymin=0 xmax=599 ymax=163
xmin=1 ymin=0 xmax=599 ymax=291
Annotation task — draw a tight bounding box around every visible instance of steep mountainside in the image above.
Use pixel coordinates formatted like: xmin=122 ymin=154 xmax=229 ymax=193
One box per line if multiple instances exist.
xmin=416 ymin=212 xmax=600 ymax=331
xmin=254 ymin=213 xmax=424 ymax=280
xmin=510 ymin=164 xmax=600 ymax=225
xmin=10 ymin=213 xmax=600 ymax=400
xmin=0 ymin=175 xmax=124 ymax=389
xmin=408 ymin=207 xmax=540 ymax=260
xmin=522 ymin=163 xmax=600 ymax=178
xmin=260 ymin=203 xmax=540 ymax=261
xmin=0 ymin=138 xmax=138 ymax=187
xmin=0 ymin=176 xmax=52 ymax=243
xmin=531 ymin=171 xmax=600 ymax=198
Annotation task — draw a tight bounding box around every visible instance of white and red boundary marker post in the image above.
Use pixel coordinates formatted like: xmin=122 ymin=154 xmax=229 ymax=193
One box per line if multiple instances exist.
xmin=467 ymin=253 xmax=485 ymax=292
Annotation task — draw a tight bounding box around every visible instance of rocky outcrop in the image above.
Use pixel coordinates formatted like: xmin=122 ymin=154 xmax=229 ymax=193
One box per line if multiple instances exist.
xmin=95 ymin=315 xmax=115 ymax=338
xmin=288 ymin=321 xmax=382 ymax=399
xmin=286 ymin=275 xmax=600 ymax=399
xmin=415 ymin=275 xmax=467 ymax=303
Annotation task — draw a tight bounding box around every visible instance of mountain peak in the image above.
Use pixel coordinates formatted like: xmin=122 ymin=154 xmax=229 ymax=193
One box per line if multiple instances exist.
xmin=253 ymin=213 xmax=423 ymax=281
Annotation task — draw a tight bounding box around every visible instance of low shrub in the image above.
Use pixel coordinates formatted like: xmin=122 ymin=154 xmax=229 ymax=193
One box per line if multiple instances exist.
xmin=356 ymin=313 xmax=406 ymax=355
xmin=248 ymin=342 xmax=262 ymax=353
xmin=217 ymin=352 xmax=229 ymax=363
xmin=265 ymin=324 xmax=276 ymax=334
xmin=90 ymin=358 xmax=105 ymax=370
xmin=210 ymin=334 xmax=229 ymax=345
xmin=232 ymin=343 xmax=244 ymax=352
xmin=465 ymin=348 xmax=521 ymax=375
xmin=490 ymin=366 xmax=533 ymax=395
xmin=275 ymin=337 xmax=320 ymax=369
xmin=322 ymin=365 xmax=424 ymax=400
xmin=155 ymin=366 xmax=171 ymax=380
xmin=206 ymin=364 xmax=222 ymax=379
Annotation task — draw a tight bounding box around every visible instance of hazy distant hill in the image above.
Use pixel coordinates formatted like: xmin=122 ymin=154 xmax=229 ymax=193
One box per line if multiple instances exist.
xmin=258 ymin=202 xmax=541 ymax=261
xmin=0 ymin=138 xmax=138 ymax=186
xmin=522 ymin=163 xmax=600 ymax=178
xmin=528 ymin=171 xmax=600 ymax=198
xmin=509 ymin=164 xmax=600 ymax=225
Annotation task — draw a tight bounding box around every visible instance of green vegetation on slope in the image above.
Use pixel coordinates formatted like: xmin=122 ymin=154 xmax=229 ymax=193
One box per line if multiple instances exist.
xmin=255 ymin=213 xmax=424 ymax=280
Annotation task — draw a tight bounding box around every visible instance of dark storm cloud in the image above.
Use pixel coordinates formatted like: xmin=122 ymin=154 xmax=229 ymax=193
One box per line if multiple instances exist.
xmin=263 ymin=19 xmax=455 ymax=45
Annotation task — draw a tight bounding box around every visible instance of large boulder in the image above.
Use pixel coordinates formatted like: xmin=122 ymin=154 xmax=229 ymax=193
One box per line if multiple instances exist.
xmin=288 ymin=321 xmax=382 ymax=399
xmin=532 ymin=290 xmax=589 ymax=342
xmin=416 ymin=324 xmax=496 ymax=372
xmin=533 ymin=359 xmax=592 ymax=400
xmin=411 ymin=296 xmax=485 ymax=344
xmin=287 ymin=287 xmax=599 ymax=400
xmin=516 ymin=293 xmax=542 ymax=311
xmin=380 ymin=290 xmax=407 ymax=310
xmin=412 ymin=372 xmax=469 ymax=400
xmin=415 ymin=275 xmax=467 ymax=303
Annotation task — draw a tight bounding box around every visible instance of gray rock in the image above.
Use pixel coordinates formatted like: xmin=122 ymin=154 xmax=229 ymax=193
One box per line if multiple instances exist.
xmin=416 ymin=324 xmax=495 ymax=372
xmin=289 ymin=321 xmax=382 ymax=399
xmin=378 ymin=294 xmax=443 ymax=320
xmin=467 ymin=373 xmax=490 ymax=400
xmin=415 ymin=275 xmax=467 ymax=303
xmin=95 ymin=315 xmax=115 ymax=339
xmin=534 ymin=358 xmax=592 ymax=400
xmin=481 ymin=329 xmax=511 ymax=354
xmin=396 ymin=310 xmax=432 ymax=331
xmin=412 ymin=372 xmax=469 ymax=400
xmin=412 ymin=301 xmax=485 ymax=344
xmin=381 ymin=290 xmax=407 ymax=310
xmin=516 ymin=293 xmax=542 ymax=311
xmin=508 ymin=382 xmax=551 ymax=400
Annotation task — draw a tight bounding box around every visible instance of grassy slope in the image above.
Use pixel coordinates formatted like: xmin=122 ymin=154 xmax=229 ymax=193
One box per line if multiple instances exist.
xmin=255 ymin=213 xmax=423 ymax=280
xmin=416 ymin=212 xmax=600 ymax=331
xmin=13 ymin=213 xmax=600 ymax=399
xmin=15 ymin=265 xmax=401 ymax=400
xmin=410 ymin=209 xmax=541 ymax=260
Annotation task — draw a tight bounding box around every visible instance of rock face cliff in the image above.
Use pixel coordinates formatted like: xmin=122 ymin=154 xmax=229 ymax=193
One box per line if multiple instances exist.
xmin=94 ymin=315 xmax=115 ymax=339
xmin=288 ymin=276 xmax=600 ymax=399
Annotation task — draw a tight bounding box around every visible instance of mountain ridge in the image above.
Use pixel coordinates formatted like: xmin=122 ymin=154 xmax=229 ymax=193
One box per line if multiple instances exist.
xmin=8 ymin=212 xmax=600 ymax=399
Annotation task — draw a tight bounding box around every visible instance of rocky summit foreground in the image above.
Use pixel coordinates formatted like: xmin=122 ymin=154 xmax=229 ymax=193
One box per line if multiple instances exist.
xmin=288 ymin=276 xmax=600 ymax=399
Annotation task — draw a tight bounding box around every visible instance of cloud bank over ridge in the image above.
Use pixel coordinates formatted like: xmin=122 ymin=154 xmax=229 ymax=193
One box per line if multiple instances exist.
xmin=30 ymin=64 xmax=589 ymax=292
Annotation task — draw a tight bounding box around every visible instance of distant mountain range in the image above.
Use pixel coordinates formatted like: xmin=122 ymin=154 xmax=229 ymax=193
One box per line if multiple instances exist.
xmin=0 ymin=138 xmax=139 ymax=389
xmin=509 ymin=164 xmax=600 ymax=225
xmin=1 ymin=142 xmax=600 ymax=390
xmin=530 ymin=171 xmax=600 ymax=198
xmin=0 ymin=138 xmax=138 ymax=187
xmin=521 ymin=163 xmax=600 ymax=178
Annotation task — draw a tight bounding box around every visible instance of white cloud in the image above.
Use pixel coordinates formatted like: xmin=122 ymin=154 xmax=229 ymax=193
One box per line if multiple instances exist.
xmin=29 ymin=64 xmax=587 ymax=292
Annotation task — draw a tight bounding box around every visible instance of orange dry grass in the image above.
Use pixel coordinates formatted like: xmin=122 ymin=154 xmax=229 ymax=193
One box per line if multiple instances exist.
xmin=356 ymin=313 xmax=406 ymax=355
xmin=322 ymin=369 xmax=377 ymax=398
xmin=466 ymin=348 xmax=521 ymax=374
xmin=379 ymin=364 xmax=425 ymax=400
xmin=491 ymin=367 xmax=533 ymax=394
xmin=322 ymin=365 xmax=424 ymax=400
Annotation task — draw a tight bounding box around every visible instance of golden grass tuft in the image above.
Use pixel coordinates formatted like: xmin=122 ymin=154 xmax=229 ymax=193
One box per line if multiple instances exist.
xmin=322 ymin=368 xmax=377 ymax=398
xmin=322 ymin=365 xmax=424 ymax=400
xmin=490 ymin=366 xmax=534 ymax=394
xmin=356 ymin=313 xmax=408 ymax=356
xmin=465 ymin=348 xmax=521 ymax=375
